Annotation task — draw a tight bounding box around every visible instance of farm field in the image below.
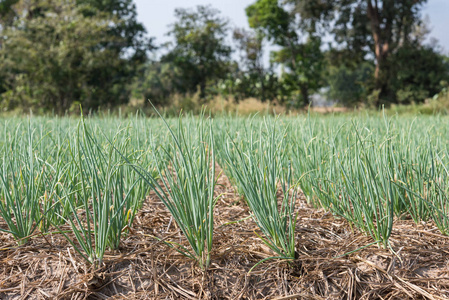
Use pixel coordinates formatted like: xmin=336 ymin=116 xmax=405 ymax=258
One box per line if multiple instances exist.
xmin=1 ymin=113 xmax=449 ymax=299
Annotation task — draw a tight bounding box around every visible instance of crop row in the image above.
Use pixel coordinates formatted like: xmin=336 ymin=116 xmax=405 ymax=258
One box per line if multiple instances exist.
xmin=0 ymin=113 xmax=448 ymax=269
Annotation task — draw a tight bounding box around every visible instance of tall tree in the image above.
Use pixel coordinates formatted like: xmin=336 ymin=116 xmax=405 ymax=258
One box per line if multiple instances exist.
xmin=162 ymin=5 xmax=232 ymax=99
xmin=0 ymin=0 xmax=139 ymax=112
xmin=389 ymin=43 xmax=449 ymax=104
xmin=0 ymin=0 xmax=19 ymax=28
xmin=246 ymin=0 xmax=324 ymax=106
xmin=233 ymin=28 xmax=268 ymax=100
xmin=77 ymin=0 xmax=150 ymax=64
xmin=75 ymin=0 xmax=153 ymax=106
xmin=291 ymin=0 xmax=428 ymax=104
xmin=326 ymin=62 xmax=374 ymax=106
xmin=0 ymin=0 xmax=153 ymax=112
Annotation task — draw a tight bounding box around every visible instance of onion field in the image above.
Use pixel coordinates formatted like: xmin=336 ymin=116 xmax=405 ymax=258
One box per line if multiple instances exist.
xmin=1 ymin=113 xmax=449 ymax=299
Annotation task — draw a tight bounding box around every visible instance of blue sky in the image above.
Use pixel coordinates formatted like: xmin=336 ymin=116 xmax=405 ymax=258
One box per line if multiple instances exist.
xmin=135 ymin=0 xmax=449 ymax=54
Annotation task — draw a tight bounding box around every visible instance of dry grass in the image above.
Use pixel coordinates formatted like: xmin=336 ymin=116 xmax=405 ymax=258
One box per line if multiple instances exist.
xmin=206 ymin=97 xmax=288 ymax=116
xmin=116 ymin=94 xmax=354 ymax=117
xmin=309 ymin=107 xmax=348 ymax=114
xmin=1 ymin=168 xmax=449 ymax=299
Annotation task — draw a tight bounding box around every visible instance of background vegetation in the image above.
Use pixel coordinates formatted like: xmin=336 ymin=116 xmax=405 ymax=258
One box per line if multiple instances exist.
xmin=0 ymin=0 xmax=448 ymax=114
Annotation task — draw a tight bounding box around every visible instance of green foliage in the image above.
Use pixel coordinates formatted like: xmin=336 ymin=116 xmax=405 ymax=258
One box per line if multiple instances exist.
xmin=76 ymin=0 xmax=151 ymax=66
xmin=0 ymin=124 xmax=42 ymax=245
xmin=131 ymin=60 xmax=180 ymax=106
xmin=162 ymin=5 xmax=232 ymax=99
xmin=388 ymin=44 xmax=449 ymax=104
xmin=3 ymin=113 xmax=449 ymax=271
xmin=246 ymin=0 xmax=325 ymax=106
xmin=75 ymin=0 xmax=152 ymax=108
xmin=0 ymin=0 xmax=447 ymax=112
xmin=289 ymin=113 xmax=449 ymax=250
xmin=59 ymin=120 xmax=145 ymax=266
xmin=230 ymin=28 xmax=276 ymax=102
xmin=0 ymin=0 xmax=19 ymax=28
xmin=289 ymin=0 xmax=446 ymax=106
xmin=217 ymin=69 xmax=284 ymax=103
xmin=326 ymin=62 xmax=374 ymax=106
xmin=0 ymin=0 xmax=150 ymax=113
xmin=119 ymin=111 xmax=218 ymax=270
xmin=0 ymin=1 xmax=114 ymax=111
xmin=219 ymin=119 xmax=298 ymax=261
xmin=246 ymin=0 xmax=293 ymax=46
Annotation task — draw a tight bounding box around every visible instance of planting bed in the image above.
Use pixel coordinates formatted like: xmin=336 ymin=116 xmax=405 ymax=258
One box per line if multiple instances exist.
xmin=1 ymin=169 xmax=448 ymax=299
xmin=1 ymin=114 xmax=449 ymax=299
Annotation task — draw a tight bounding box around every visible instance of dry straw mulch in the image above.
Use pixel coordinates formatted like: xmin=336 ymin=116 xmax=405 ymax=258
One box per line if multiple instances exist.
xmin=1 ymin=171 xmax=449 ymax=299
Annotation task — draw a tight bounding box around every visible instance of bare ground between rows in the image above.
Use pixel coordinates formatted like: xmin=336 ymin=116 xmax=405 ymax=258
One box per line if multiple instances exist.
xmin=1 ymin=169 xmax=449 ymax=299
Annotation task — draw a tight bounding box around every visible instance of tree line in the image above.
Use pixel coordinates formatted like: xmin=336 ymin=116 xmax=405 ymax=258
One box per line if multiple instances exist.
xmin=0 ymin=0 xmax=448 ymax=113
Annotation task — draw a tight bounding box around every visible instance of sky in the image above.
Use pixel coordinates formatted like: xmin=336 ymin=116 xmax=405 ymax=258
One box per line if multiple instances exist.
xmin=134 ymin=0 xmax=253 ymax=47
xmin=134 ymin=0 xmax=449 ymax=54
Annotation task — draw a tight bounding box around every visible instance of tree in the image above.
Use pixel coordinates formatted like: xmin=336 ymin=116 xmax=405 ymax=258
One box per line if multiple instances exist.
xmin=233 ymin=28 xmax=269 ymax=101
xmin=75 ymin=0 xmax=153 ymax=107
xmin=291 ymin=0 xmax=429 ymax=104
xmin=131 ymin=59 xmax=181 ymax=106
xmin=326 ymin=62 xmax=374 ymax=106
xmin=389 ymin=44 xmax=449 ymax=104
xmin=0 ymin=0 xmax=19 ymax=29
xmin=0 ymin=0 xmax=136 ymax=112
xmin=162 ymin=5 xmax=232 ymax=99
xmin=246 ymin=0 xmax=324 ymax=106
xmin=77 ymin=0 xmax=150 ymax=65
xmin=0 ymin=0 xmax=153 ymax=112
xmin=216 ymin=64 xmax=282 ymax=103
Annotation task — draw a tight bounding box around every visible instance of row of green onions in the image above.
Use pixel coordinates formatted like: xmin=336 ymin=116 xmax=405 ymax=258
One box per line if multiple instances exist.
xmin=0 ymin=113 xmax=449 ymax=269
